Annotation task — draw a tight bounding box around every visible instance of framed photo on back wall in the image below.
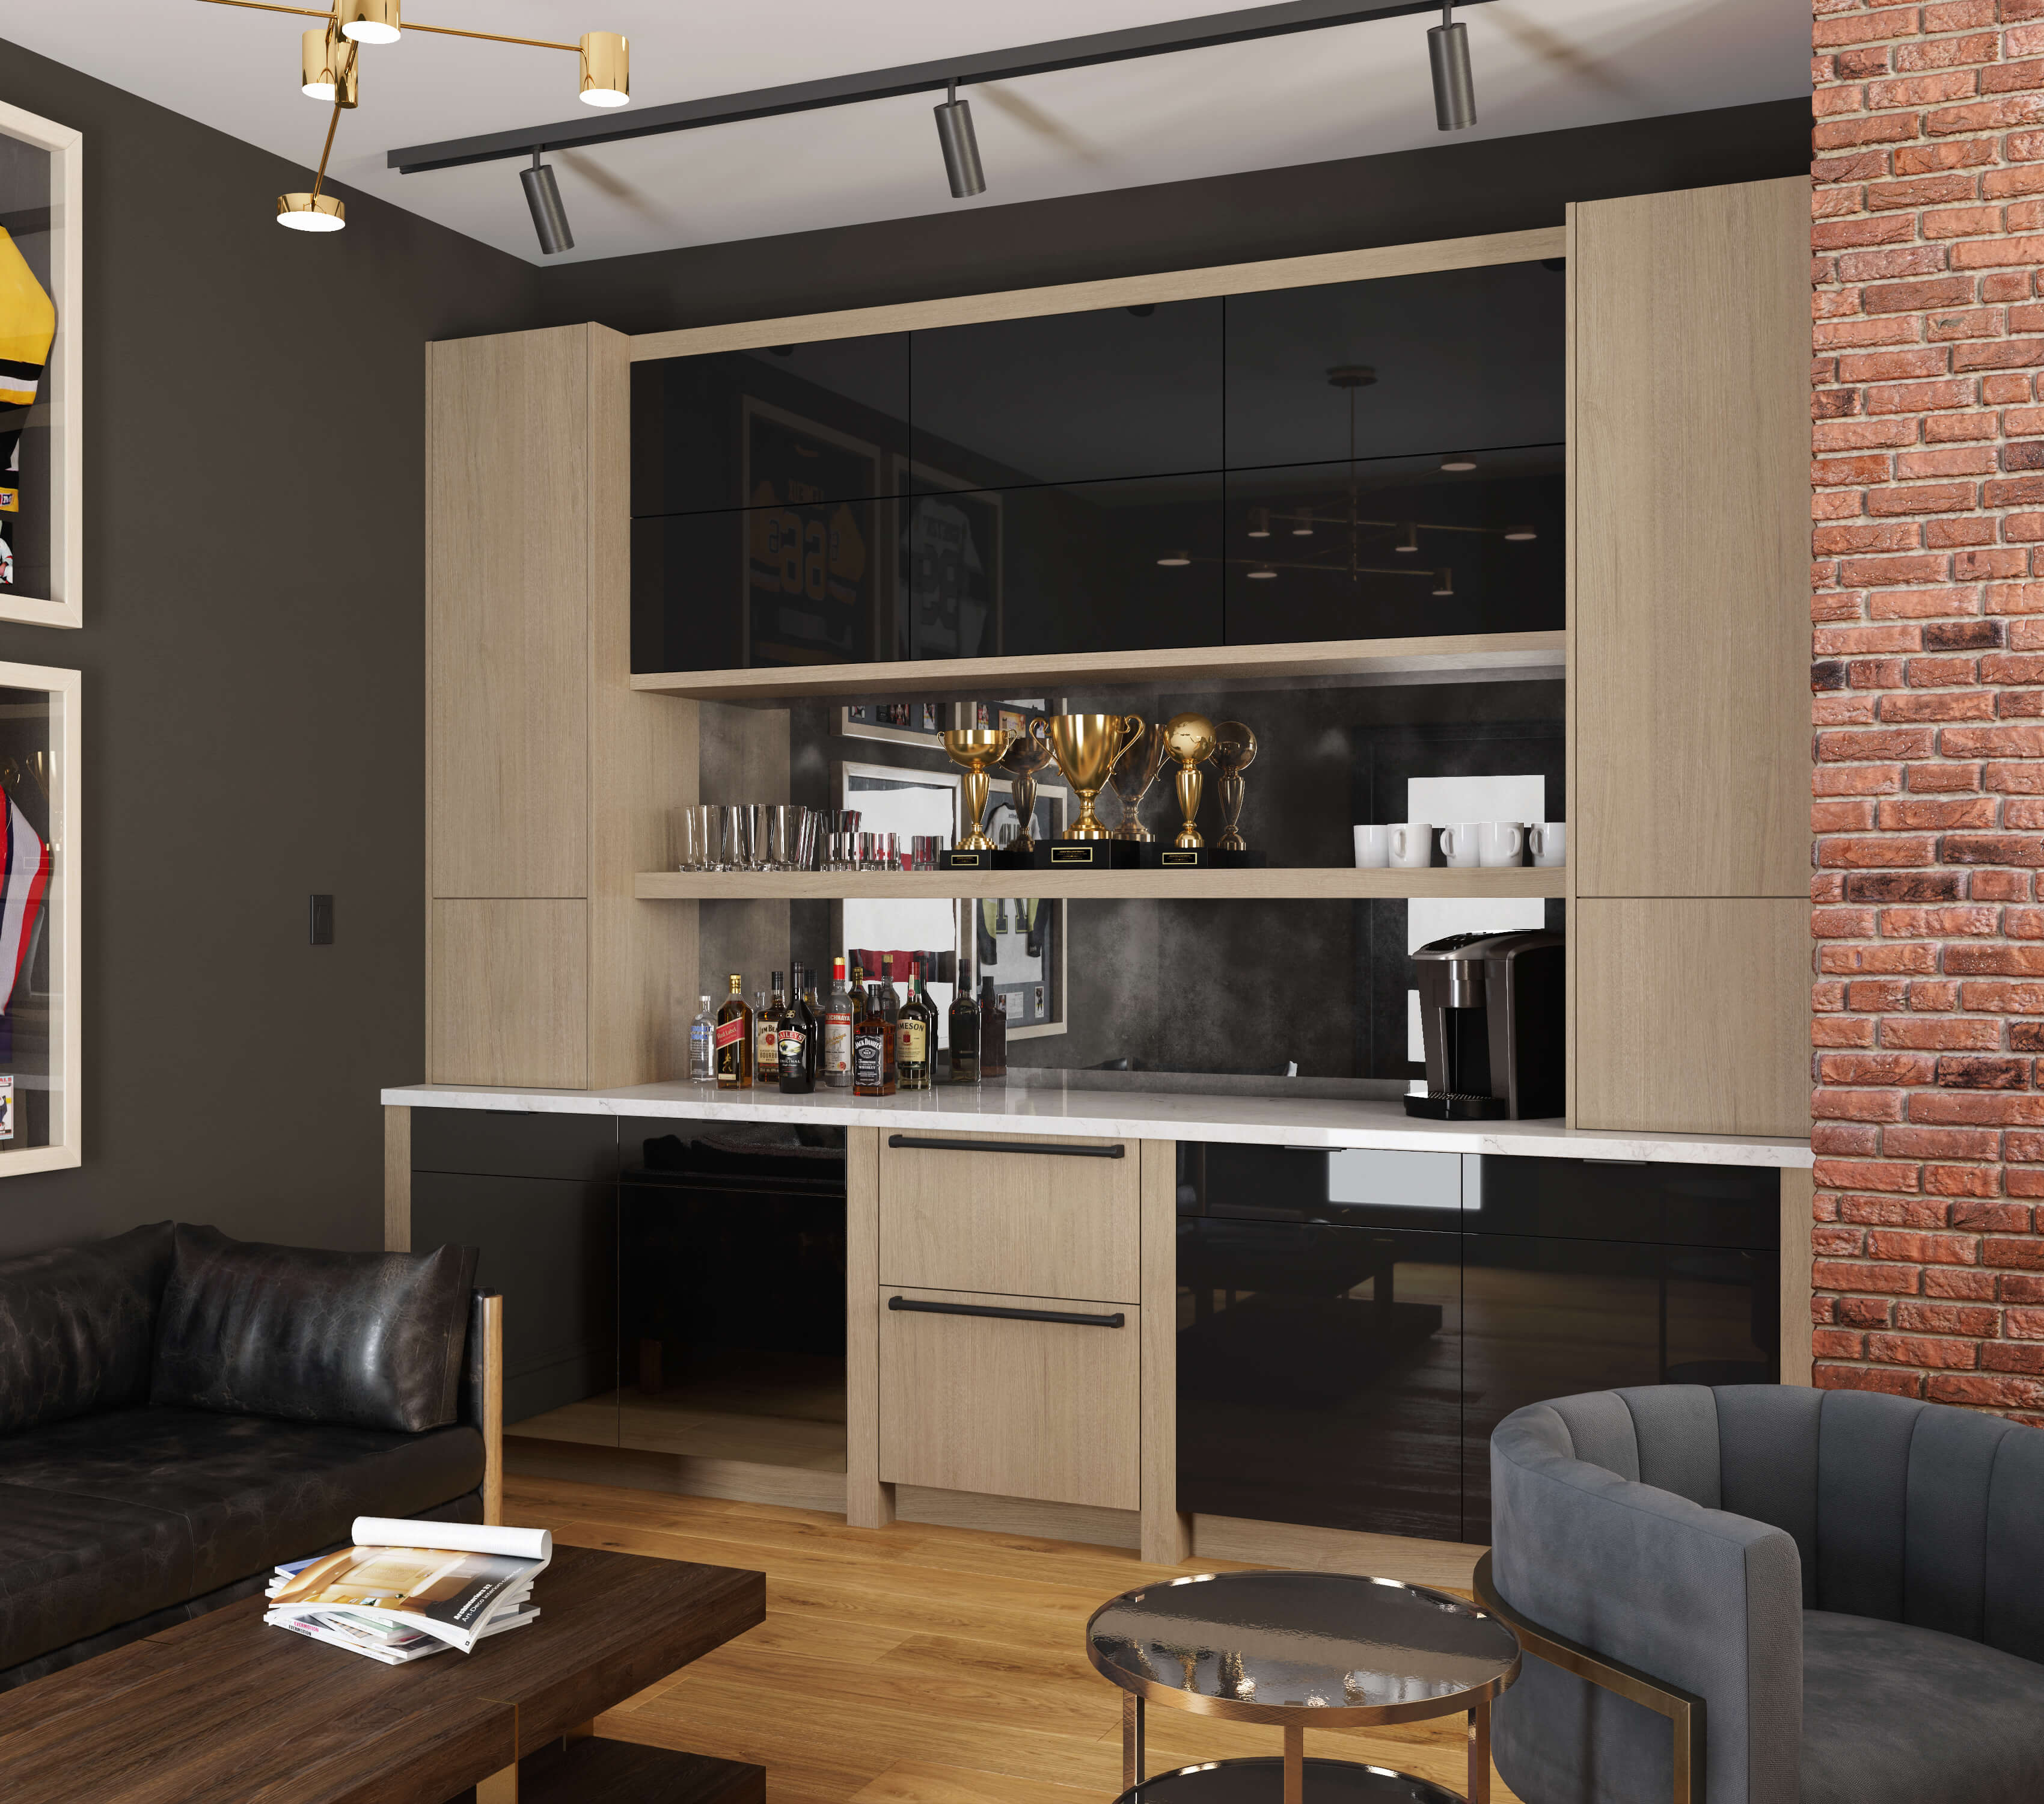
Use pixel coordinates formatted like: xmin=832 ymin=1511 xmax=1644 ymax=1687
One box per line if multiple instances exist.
xmin=0 ymin=102 xmax=80 ymax=630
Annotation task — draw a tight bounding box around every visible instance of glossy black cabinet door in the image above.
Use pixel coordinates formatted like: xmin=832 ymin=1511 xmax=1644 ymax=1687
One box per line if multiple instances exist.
xmin=909 ymin=299 xmax=1223 ymax=491
xmin=1223 ymin=262 xmax=1565 ymax=470
xmin=631 ymin=336 xmax=910 ymax=519
xmin=1177 ymin=1215 xmax=1464 ymax=1541
xmin=1218 ymin=452 xmax=1563 ymax=643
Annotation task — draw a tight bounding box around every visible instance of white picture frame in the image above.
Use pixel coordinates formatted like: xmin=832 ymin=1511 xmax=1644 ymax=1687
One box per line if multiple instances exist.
xmin=0 ymin=102 xmax=81 ymax=630
xmin=0 ymin=660 xmax=79 ymax=1174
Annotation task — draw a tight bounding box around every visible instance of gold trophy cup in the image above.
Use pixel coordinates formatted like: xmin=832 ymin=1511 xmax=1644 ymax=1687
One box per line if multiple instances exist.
xmin=1041 ymin=713 xmax=1146 ymax=839
xmin=1001 ymin=725 xmax=1058 ymax=852
xmin=1109 ymin=722 xmax=1169 ymax=841
xmin=1213 ymin=720 xmax=1258 ymax=852
xmin=941 ymin=727 xmax=1017 ymax=853
xmin=1163 ymin=713 xmax=1217 ymax=850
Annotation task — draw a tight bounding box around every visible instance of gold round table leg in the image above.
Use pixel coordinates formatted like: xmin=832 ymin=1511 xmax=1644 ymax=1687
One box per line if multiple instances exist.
xmin=1283 ymin=1724 xmax=1304 ymax=1804
xmin=1469 ymin=1697 xmax=1491 ymax=1803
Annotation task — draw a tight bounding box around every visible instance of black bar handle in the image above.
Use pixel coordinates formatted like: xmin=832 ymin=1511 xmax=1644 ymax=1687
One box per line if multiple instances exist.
xmin=886 ymin=1133 xmax=1125 ymax=1159
xmin=887 ymin=1295 xmax=1125 ymax=1329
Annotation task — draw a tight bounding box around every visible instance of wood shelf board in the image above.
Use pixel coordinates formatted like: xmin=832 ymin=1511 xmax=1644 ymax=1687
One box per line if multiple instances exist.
xmin=629 ymin=631 xmax=1567 ymax=704
xmin=633 ymin=867 xmax=1569 ymax=901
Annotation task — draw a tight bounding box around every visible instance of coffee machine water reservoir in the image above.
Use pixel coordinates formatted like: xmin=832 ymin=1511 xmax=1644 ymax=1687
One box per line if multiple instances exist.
xmin=1405 ymin=929 xmax=1565 ymax=1120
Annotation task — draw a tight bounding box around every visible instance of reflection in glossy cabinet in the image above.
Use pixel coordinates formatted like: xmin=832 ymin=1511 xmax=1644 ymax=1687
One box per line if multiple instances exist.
xmin=879 ymin=1286 xmax=1141 ymax=1509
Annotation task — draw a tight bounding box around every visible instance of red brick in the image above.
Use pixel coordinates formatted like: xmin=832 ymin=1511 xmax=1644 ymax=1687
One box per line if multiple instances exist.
xmin=1814 ymin=1121 xmax=1884 ymax=1154
xmin=1901 ymin=140 xmax=1994 ymax=174
xmin=1897 ymin=1300 xmax=2003 ymax=1336
xmin=1844 ymin=868 xmax=1963 ymax=899
xmin=1953 ymin=1200 xmax=2033 ymax=1230
xmin=1927 ymin=1265 xmax=2003 ymax=1297
xmin=1913 ymin=980 xmax=1966 ymax=1008
xmin=1928 ymin=1372 xmax=2044 ymax=1406
xmin=1983 ymin=1342 xmax=2044 ymax=1370
xmin=1819 ymin=115 xmax=1930 ymax=152
xmin=1812 ymin=1088 xmax=1912 ymax=1121
xmin=1867 ymin=1229 xmax=1980 ymax=1263
xmin=1816 ymin=417 xmax=1926 ymax=450
xmin=1820 ymin=726 xmax=1938 ymax=760
xmin=1815 ymin=1016 xmax=1880 ymax=1048
xmin=1880 ymin=904 xmax=2001 ymax=933
xmin=1814 ymin=1328 xmax=1868 ymax=1358
xmin=1867 ymin=1332 xmax=1982 ymax=1366
xmin=1946 ymin=835 xmax=2044 ymax=863
xmin=1814 ymin=521 xmax=1925 ymax=553
xmin=1985 ymin=760 xmax=2044 ymax=789
xmin=1817 ymin=765 xmax=1905 ymax=795
xmin=1926 ymin=1162 xmax=2006 ymax=1194
xmin=1882 ymin=1016 xmax=2005 ymax=1048
xmin=1835 ymin=556 xmax=1951 ymax=588
xmin=1968 ymin=870 xmax=2034 ymax=898
xmin=1943 ymin=948 xmax=2044 ymax=975
xmin=1819 ymin=1364 xmax=1927 ymax=1396
xmin=1815 ymin=1259 xmax=1925 ymax=1294
xmin=1818 ymin=696 xmax=1879 ymax=726
xmin=1911 ymin=1090 xmax=2044 ymax=1121
xmin=1874 ymin=793 xmax=1995 ymax=823
xmin=1867 ymin=376 xmax=1980 ymax=411
xmin=1818 ymin=1052 xmax=1938 ymax=1084
xmin=1817 ymin=1158 xmax=1924 ymax=1192
xmin=1988 ymin=584 xmax=2044 ymax=614
xmin=1886 ymin=1123 xmax=2003 ymax=1156
xmin=1984 ymin=1235 xmax=2044 ymax=1266
xmin=1820 ymin=943 xmax=1941 ymax=974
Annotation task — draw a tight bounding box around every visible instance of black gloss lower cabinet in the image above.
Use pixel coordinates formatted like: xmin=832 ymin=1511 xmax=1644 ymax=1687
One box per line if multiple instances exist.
xmin=1175 ymin=1147 xmax=1779 ymax=1545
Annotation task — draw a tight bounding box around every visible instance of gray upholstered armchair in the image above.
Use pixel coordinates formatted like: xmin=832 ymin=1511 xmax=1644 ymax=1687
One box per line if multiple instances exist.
xmin=1479 ymin=1385 xmax=2044 ymax=1804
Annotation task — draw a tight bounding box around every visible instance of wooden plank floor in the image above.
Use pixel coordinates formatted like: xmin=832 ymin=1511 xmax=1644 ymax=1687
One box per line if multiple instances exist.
xmin=506 ymin=1475 xmax=1525 ymax=1804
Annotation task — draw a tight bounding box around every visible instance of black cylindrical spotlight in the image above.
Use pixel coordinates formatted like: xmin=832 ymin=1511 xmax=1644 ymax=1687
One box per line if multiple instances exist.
xmin=521 ymin=148 xmax=574 ymax=254
xmin=1428 ymin=4 xmax=1476 ymax=132
xmin=934 ymin=79 xmax=986 ymax=198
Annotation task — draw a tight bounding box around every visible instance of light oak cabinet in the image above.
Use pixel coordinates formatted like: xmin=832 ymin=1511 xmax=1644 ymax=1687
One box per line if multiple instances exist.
xmin=879 ymin=1286 xmax=1141 ymax=1510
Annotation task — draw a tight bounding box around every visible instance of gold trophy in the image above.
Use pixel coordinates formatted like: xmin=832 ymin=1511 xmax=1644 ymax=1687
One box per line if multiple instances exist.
xmin=1163 ymin=713 xmax=1217 ymax=850
xmin=1040 ymin=712 xmax=1145 ymax=840
xmin=941 ymin=726 xmax=1017 ymax=854
xmin=1213 ymin=720 xmax=1258 ymax=852
xmin=1109 ymin=722 xmax=1168 ymax=841
xmin=1000 ymin=724 xmax=1057 ymax=854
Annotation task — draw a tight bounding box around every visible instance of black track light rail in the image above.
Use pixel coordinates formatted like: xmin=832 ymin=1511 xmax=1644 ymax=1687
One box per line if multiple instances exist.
xmin=387 ymin=0 xmax=1495 ymax=174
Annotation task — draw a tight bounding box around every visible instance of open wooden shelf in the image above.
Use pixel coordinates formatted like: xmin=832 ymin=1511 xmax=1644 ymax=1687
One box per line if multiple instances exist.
xmin=630 ymin=630 xmax=1566 ymax=704
xmin=635 ymin=865 xmax=1568 ymax=901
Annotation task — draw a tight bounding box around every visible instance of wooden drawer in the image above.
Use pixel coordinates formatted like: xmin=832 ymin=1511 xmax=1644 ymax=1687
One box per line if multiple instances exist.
xmin=878 ymin=1129 xmax=1138 ymax=1302
xmin=878 ymin=1286 xmax=1140 ymax=1510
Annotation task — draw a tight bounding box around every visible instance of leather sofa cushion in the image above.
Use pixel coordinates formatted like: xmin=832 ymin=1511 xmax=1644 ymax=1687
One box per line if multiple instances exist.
xmin=1801 ymin=1609 xmax=2044 ymax=1804
xmin=150 ymin=1225 xmax=477 ymax=1432
xmin=0 ymin=1222 xmax=173 ymax=1435
xmin=0 ymin=1405 xmax=486 ymax=1670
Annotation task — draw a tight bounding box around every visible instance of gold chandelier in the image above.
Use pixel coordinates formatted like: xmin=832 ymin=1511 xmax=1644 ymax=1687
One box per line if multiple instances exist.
xmin=198 ymin=1 xmax=629 ymax=240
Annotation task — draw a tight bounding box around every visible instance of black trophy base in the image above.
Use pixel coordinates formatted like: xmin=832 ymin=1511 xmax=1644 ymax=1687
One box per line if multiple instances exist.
xmin=1403 ymin=1091 xmax=1510 ymax=1120
xmin=1038 ymin=838 xmax=1144 ymax=870
xmin=1208 ymin=847 xmax=1268 ymax=868
xmin=991 ymin=844 xmax=1037 ymax=870
xmin=1137 ymin=843 xmax=1208 ymax=868
xmin=940 ymin=847 xmax=996 ymax=871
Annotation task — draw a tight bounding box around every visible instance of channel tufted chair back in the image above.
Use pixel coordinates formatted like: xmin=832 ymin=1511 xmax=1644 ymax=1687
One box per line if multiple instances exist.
xmin=1488 ymin=1384 xmax=2044 ymax=1804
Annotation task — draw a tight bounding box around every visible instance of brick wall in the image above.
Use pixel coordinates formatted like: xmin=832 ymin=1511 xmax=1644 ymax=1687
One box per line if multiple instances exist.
xmin=1813 ymin=0 xmax=2044 ymax=1420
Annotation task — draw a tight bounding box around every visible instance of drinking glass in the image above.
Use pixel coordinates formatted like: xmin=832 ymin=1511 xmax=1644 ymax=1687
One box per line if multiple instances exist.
xmin=769 ymin=805 xmax=802 ymax=871
xmin=720 ymin=805 xmax=747 ymax=872
xmin=697 ymin=803 xmax=728 ymax=872
xmin=873 ymin=831 xmax=899 ymax=871
xmin=742 ymin=803 xmax=770 ymax=871
xmin=911 ymin=834 xmax=938 ymax=871
xmin=797 ymin=807 xmax=819 ymax=870
xmin=675 ymin=808 xmax=701 ymax=872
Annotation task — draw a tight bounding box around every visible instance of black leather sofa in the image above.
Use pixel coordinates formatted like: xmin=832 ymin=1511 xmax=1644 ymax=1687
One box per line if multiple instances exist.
xmin=0 ymin=1221 xmax=496 ymax=1691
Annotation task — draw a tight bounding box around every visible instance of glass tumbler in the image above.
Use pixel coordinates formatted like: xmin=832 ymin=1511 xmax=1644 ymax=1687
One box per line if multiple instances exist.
xmin=676 ymin=807 xmax=702 ymax=872
xmin=873 ymin=831 xmax=899 ymax=871
xmin=696 ymin=803 xmax=727 ymax=872
xmin=797 ymin=807 xmax=819 ymax=870
xmin=742 ymin=803 xmax=770 ymax=871
xmin=769 ymin=805 xmax=801 ymax=872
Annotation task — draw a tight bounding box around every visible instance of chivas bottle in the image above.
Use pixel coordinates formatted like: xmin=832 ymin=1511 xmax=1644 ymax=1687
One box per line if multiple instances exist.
xmin=714 ymin=974 xmax=753 ymax=1088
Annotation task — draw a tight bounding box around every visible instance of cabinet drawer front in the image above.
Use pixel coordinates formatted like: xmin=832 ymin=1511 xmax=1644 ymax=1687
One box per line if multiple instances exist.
xmin=879 ymin=1130 xmax=1139 ymax=1302
xmin=879 ymin=1286 xmax=1140 ymax=1510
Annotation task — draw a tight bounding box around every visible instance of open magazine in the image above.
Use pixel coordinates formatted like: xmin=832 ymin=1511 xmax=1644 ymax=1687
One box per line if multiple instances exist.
xmin=265 ymin=1517 xmax=551 ymax=1663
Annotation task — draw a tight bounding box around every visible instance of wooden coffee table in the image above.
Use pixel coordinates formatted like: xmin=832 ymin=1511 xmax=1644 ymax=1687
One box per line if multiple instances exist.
xmin=0 ymin=1544 xmax=765 ymax=1804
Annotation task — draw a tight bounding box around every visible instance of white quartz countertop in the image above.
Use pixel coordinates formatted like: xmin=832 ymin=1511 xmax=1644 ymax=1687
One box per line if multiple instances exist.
xmin=381 ymin=1079 xmax=1813 ymax=1169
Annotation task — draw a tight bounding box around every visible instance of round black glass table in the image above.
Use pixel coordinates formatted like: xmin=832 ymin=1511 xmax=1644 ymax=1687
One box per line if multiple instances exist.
xmin=1085 ymin=1570 xmax=1520 ymax=1804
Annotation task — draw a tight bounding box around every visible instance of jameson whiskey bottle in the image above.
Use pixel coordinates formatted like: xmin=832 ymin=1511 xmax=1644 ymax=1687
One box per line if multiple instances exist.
xmin=824 ymin=956 xmax=854 ymax=1090
xmin=757 ymin=971 xmax=787 ymax=1081
xmin=979 ymin=977 xmax=1008 ymax=1080
xmin=898 ymin=957 xmax=933 ymax=1091
xmin=853 ymin=965 xmax=896 ymax=1096
xmin=779 ymin=962 xmax=816 ymax=1094
xmin=714 ymin=974 xmax=753 ymax=1088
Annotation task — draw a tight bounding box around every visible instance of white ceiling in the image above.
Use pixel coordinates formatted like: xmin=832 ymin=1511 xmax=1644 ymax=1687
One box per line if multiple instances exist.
xmin=4 ymin=0 xmax=1810 ymax=265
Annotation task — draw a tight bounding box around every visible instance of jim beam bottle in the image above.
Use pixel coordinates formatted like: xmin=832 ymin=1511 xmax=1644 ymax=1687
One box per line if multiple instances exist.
xmin=853 ymin=964 xmax=895 ymax=1096
xmin=824 ymin=956 xmax=854 ymax=1088
xmin=898 ymin=956 xmax=933 ymax=1091
xmin=714 ymin=974 xmax=754 ymax=1088
xmin=779 ymin=962 xmax=816 ymax=1094
xmin=757 ymin=971 xmax=787 ymax=1081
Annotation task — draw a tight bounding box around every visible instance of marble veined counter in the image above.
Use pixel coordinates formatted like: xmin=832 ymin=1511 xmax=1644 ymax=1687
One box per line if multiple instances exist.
xmin=381 ymin=1079 xmax=1812 ymax=1170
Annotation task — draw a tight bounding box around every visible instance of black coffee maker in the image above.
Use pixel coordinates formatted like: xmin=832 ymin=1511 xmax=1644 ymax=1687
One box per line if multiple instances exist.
xmin=1405 ymin=928 xmax=1565 ymax=1120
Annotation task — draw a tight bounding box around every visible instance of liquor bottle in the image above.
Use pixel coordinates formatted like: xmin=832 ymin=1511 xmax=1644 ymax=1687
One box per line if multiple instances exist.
xmin=898 ymin=959 xmax=932 ymax=1091
xmin=714 ymin=974 xmax=753 ymax=1088
xmin=949 ymin=954 xmax=981 ymax=1086
xmin=878 ymin=953 xmax=902 ymax=1088
xmin=824 ymin=956 xmax=854 ymax=1090
xmin=979 ymin=977 xmax=1008 ymax=1080
xmin=854 ymin=965 xmax=895 ymax=1096
xmin=779 ymin=962 xmax=816 ymax=1093
xmin=688 ymin=994 xmax=716 ymax=1085
xmin=801 ymin=968 xmax=827 ymax=1088
xmin=757 ymin=971 xmax=787 ymax=1081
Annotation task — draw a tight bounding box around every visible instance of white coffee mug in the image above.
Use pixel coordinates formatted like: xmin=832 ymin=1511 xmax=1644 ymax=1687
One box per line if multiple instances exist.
xmin=1353 ymin=824 xmax=1390 ymax=868
xmin=1439 ymin=823 xmax=1481 ymax=868
xmin=1529 ymin=821 xmax=1567 ymax=868
xmin=1478 ymin=821 xmax=1526 ymax=867
xmin=1389 ymin=823 xmax=1433 ymax=869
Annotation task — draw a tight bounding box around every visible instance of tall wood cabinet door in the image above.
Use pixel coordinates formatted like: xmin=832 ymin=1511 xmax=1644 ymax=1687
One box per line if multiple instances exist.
xmin=427 ymin=327 xmax=591 ymax=901
xmin=880 ymin=1287 xmax=1140 ymax=1509
xmin=1572 ymin=177 xmax=1811 ymax=899
xmin=1574 ymin=898 xmax=1809 ymax=1137
xmin=879 ymin=1131 xmax=1139 ymax=1302
xmin=429 ymin=900 xmax=588 ymax=1089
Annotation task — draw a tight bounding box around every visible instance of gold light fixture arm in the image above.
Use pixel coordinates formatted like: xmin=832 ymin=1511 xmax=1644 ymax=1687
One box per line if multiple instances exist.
xmin=197 ymin=1 xmax=339 ymax=19
xmin=310 ymin=89 xmax=344 ymax=203
xmin=194 ymin=1 xmax=578 ymax=49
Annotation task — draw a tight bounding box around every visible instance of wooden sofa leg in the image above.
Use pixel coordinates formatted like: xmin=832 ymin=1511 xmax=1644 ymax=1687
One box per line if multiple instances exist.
xmin=481 ymin=1293 xmax=504 ymax=1527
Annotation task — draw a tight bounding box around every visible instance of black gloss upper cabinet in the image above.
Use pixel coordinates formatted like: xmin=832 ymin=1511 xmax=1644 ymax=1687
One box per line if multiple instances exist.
xmin=909 ymin=299 xmax=1223 ymax=491
xmin=631 ymin=334 xmax=911 ymax=518
xmin=1224 ymin=262 xmax=1565 ymax=470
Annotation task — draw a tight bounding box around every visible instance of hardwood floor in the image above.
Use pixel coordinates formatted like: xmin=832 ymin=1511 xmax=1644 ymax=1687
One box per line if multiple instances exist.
xmin=506 ymin=1474 xmax=1524 ymax=1804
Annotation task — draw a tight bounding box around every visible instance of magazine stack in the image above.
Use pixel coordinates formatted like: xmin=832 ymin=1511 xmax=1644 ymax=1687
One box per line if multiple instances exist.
xmin=265 ymin=1517 xmax=551 ymax=1664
